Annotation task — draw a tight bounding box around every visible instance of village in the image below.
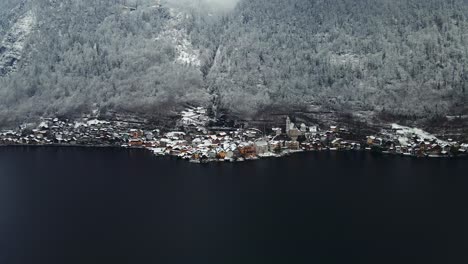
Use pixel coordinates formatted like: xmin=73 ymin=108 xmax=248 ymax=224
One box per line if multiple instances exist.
xmin=0 ymin=107 xmax=467 ymax=163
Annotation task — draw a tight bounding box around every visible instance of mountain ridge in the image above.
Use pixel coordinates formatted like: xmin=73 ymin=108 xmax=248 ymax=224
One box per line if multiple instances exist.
xmin=0 ymin=0 xmax=467 ymax=127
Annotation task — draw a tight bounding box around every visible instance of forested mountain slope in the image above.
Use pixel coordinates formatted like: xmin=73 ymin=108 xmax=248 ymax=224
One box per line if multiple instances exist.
xmin=207 ymin=0 xmax=468 ymax=118
xmin=0 ymin=0 xmax=208 ymax=124
xmin=0 ymin=0 xmax=468 ymax=125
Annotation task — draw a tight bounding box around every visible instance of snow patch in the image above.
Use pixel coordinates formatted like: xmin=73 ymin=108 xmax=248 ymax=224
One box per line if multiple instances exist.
xmin=74 ymin=122 xmax=87 ymax=129
xmin=178 ymin=107 xmax=212 ymax=128
xmin=391 ymin=124 xmax=447 ymax=145
xmin=156 ymin=8 xmax=201 ymax=67
xmin=330 ymin=53 xmax=361 ymax=67
xmin=87 ymin=119 xmax=110 ymax=126
xmin=0 ymin=10 xmax=35 ymax=75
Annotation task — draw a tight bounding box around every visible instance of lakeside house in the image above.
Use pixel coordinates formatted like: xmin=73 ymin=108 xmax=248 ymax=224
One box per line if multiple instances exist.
xmin=1 ymin=109 xmax=466 ymax=162
xmin=254 ymin=140 xmax=269 ymax=155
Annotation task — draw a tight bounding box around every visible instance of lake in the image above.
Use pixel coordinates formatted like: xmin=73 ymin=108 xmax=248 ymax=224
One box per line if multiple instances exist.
xmin=0 ymin=146 xmax=467 ymax=264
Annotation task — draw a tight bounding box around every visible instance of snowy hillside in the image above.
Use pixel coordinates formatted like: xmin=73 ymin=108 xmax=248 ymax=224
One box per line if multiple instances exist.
xmin=0 ymin=10 xmax=35 ymax=75
xmin=156 ymin=8 xmax=201 ymax=67
xmin=1 ymin=0 xmax=468 ymax=127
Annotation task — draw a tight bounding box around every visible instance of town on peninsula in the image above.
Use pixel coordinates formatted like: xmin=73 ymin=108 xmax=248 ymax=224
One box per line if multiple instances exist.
xmin=1 ymin=107 xmax=467 ymax=163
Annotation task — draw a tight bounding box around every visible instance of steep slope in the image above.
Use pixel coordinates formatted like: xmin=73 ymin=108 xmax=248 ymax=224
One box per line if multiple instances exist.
xmin=0 ymin=10 xmax=35 ymax=75
xmin=0 ymin=0 xmax=25 ymax=36
xmin=0 ymin=0 xmax=208 ymax=125
xmin=1 ymin=0 xmax=468 ymax=126
xmin=157 ymin=7 xmax=201 ymax=66
xmin=208 ymin=0 xmax=468 ymax=118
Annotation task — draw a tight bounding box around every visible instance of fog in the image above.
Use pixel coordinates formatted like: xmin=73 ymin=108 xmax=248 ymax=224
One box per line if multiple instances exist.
xmin=164 ymin=0 xmax=240 ymax=11
xmin=201 ymin=0 xmax=239 ymax=9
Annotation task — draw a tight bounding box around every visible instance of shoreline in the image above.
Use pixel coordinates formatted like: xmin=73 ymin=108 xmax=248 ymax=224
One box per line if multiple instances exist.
xmin=2 ymin=143 xmax=467 ymax=161
xmin=1 ymin=108 xmax=467 ymax=164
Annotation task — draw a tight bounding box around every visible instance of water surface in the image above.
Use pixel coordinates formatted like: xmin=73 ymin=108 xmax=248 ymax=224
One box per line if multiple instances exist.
xmin=0 ymin=147 xmax=467 ymax=263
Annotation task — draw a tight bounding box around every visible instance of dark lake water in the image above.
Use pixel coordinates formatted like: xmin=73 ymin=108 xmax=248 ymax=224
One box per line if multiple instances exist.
xmin=0 ymin=146 xmax=467 ymax=264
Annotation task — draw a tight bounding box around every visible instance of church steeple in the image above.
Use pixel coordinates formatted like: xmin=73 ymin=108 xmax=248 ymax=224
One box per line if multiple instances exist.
xmin=286 ymin=116 xmax=291 ymax=132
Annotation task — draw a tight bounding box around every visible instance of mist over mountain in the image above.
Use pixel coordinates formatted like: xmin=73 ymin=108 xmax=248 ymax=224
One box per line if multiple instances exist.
xmin=165 ymin=0 xmax=240 ymax=11
xmin=1 ymin=0 xmax=468 ymax=126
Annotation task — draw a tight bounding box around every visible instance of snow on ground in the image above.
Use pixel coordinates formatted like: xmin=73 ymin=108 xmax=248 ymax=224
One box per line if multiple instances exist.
xmin=150 ymin=0 xmax=162 ymax=8
xmin=0 ymin=11 xmax=35 ymax=75
xmin=38 ymin=121 xmax=49 ymax=129
xmin=156 ymin=8 xmax=201 ymax=67
xmin=74 ymin=122 xmax=87 ymax=129
xmin=178 ymin=107 xmax=212 ymax=128
xmin=391 ymin=123 xmax=447 ymax=145
xmin=10 ymin=11 xmax=34 ymax=49
xmin=87 ymin=119 xmax=110 ymax=126
xmin=330 ymin=53 xmax=361 ymax=67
